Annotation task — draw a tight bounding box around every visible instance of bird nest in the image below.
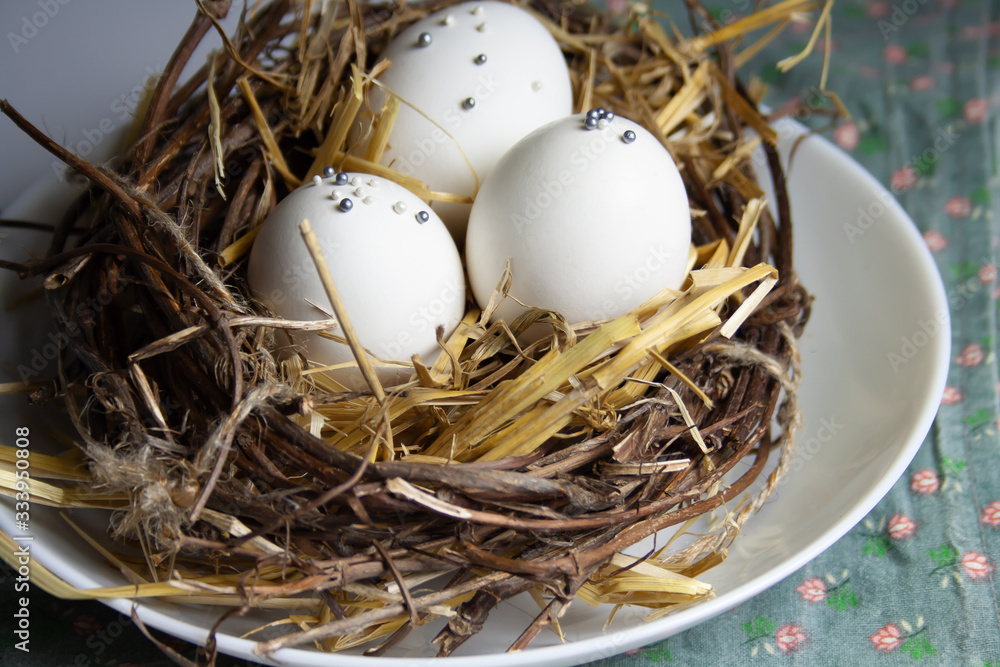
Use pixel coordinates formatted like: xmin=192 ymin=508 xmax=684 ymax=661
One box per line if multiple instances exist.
xmin=1 ymin=0 xmax=826 ymax=659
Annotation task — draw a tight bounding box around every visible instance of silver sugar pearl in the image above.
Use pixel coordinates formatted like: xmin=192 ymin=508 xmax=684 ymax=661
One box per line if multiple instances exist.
xmin=417 ymin=32 xmax=432 ymax=47
xmin=474 ymin=53 xmax=487 ymax=65
xmin=584 ymin=116 xmax=598 ymax=130
xmin=335 ymin=172 xmax=349 ymax=185
xmin=339 ymin=198 xmax=354 ymax=212
xmin=322 ymin=166 xmax=336 ymax=178
xmin=416 ymin=210 xmax=430 ymax=223
xmin=604 ymin=111 xmax=616 ymax=122
xmin=586 ymin=108 xmax=601 ymax=119
xmin=462 ymin=97 xmax=476 ymax=110
xmin=622 ymin=130 xmax=637 ymax=144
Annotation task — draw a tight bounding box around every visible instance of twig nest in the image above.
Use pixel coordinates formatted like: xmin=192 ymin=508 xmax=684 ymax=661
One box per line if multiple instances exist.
xmin=466 ymin=113 xmax=692 ymax=324
xmin=247 ymin=172 xmax=465 ymax=388
xmin=370 ymin=0 xmax=573 ymax=239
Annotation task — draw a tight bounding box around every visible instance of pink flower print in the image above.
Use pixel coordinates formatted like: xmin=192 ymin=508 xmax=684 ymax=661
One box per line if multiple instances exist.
xmin=606 ymin=0 xmax=628 ymax=15
xmin=979 ymin=264 xmax=997 ymax=284
xmin=935 ymin=61 xmax=955 ymax=74
xmin=965 ymin=98 xmax=988 ymax=123
xmin=911 ymin=468 xmax=940 ymax=494
xmin=867 ymin=1 xmax=890 ymax=18
xmin=883 ymin=44 xmax=907 ymax=64
xmin=923 ymin=230 xmax=947 ymax=252
xmin=941 ymin=386 xmax=963 ymax=405
xmin=945 ymin=196 xmax=972 ymax=218
xmin=910 ymin=75 xmax=935 ymax=91
xmin=956 ymin=343 xmax=984 ymax=367
xmin=891 ymin=165 xmax=918 ymax=192
xmin=888 ymin=514 xmax=917 ymax=540
xmin=980 ymin=501 xmax=1000 ymax=527
xmin=775 ymin=624 xmax=807 ymax=653
xmin=963 ymin=25 xmax=991 ymax=39
xmin=858 ymin=65 xmax=881 ymax=79
xmin=796 ymin=577 xmax=827 ymax=602
xmin=961 ymin=551 xmax=993 ymax=579
xmin=834 ymin=123 xmax=859 ymax=150
xmin=870 ymin=623 xmax=903 ymax=652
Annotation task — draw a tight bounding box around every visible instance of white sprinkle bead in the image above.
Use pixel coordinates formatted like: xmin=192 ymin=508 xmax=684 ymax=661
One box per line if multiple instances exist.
xmin=368 ymin=179 xmax=379 ymax=187
xmin=331 ymin=190 xmax=343 ymax=199
xmin=441 ymin=14 xmax=454 ymax=26
xmin=532 ymin=81 xmax=543 ymax=91
xmin=597 ymin=118 xmax=609 ymax=129
xmin=363 ymin=196 xmax=375 ymax=205
xmin=476 ymin=22 xmax=488 ymax=32
xmin=312 ymin=175 xmax=322 ymax=186
xmin=472 ymin=5 xmax=484 ymax=15
xmin=351 ymin=176 xmax=362 ymax=186
xmin=393 ymin=201 xmax=408 ymax=214
xmin=354 ymin=187 xmax=368 ymax=198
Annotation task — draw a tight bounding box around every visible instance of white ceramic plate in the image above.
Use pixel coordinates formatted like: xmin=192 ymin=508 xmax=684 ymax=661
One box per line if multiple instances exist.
xmin=0 ymin=121 xmax=951 ymax=666
xmin=0 ymin=3 xmax=949 ymax=665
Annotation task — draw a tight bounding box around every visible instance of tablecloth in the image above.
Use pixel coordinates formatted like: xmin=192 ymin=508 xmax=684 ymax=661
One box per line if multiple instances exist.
xmin=2 ymin=0 xmax=999 ymax=664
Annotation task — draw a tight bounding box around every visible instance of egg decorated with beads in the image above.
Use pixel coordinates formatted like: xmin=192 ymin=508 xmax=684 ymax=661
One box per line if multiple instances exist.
xmin=465 ymin=111 xmax=692 ymax=325
xmin=370 ymin=1 xmax=573 ymax=241
xmin=247 ymin=171 xmax=466 ymax=389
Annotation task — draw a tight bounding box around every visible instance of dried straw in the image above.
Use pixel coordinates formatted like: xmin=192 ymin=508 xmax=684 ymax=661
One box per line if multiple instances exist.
xmin=0 ymin=0 xmax=824 ymax=659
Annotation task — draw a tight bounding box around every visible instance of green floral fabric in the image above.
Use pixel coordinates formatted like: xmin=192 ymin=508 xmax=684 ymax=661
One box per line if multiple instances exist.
xmin=592 ymin=0 xmax=1000 ymax=664
xmin=2 ymin=0 xmax=999 ymax=665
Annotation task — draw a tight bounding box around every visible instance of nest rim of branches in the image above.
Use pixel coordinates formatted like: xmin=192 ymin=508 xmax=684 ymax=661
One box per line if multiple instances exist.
xmin=0 ymin=0 xmax=827 ymax=659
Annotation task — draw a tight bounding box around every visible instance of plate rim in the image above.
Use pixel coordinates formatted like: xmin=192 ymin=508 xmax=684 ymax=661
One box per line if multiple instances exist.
xmin=0 ymin=118 xmax=951 ymax=666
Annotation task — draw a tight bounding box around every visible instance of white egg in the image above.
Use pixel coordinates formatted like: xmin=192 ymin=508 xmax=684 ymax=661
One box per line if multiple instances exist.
xmin=247 ymin=171 xmax=466 ymax=389
xmin=465 ymin=112 xmax=692 ymax=325
xmin=370 ymin=1 xmax=572 ymax=241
